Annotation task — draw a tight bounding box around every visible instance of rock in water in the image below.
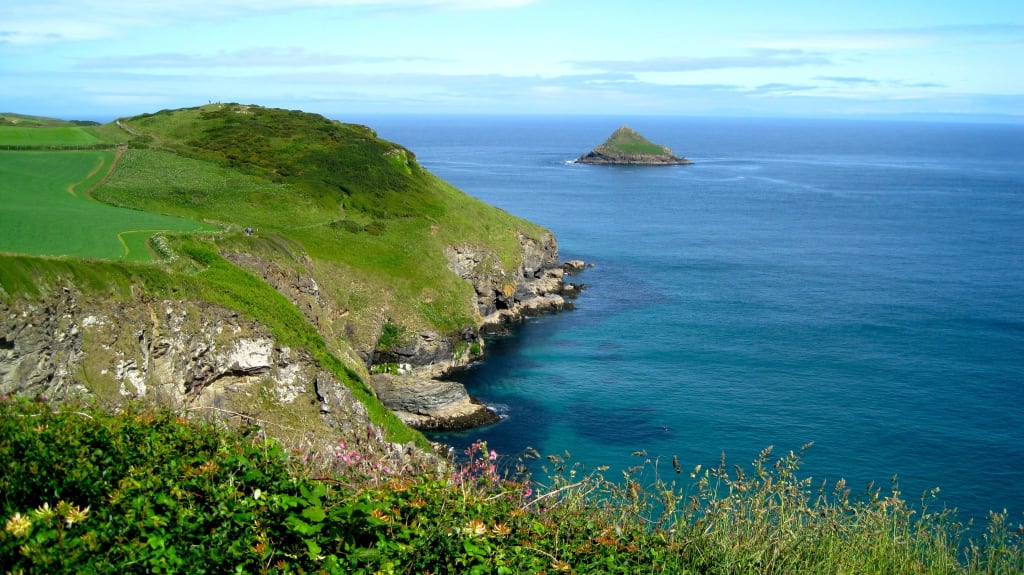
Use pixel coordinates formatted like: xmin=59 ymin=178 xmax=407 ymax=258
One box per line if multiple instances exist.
xmin=575 ymin=125 xmax=692 ymax=165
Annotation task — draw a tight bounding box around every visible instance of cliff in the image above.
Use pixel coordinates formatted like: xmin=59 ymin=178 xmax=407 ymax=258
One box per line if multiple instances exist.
xmin=0 ymin=103 xmax=587 ymax=452
xmin=576 ymin=125 xmax=692 ymax=165
xmin=0 ymin=284 xmax=434 ymax=469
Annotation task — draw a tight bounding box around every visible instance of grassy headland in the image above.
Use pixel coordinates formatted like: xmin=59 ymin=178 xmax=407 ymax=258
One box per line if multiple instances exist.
xmin=1 ymin=103 xmax=548 ymax=448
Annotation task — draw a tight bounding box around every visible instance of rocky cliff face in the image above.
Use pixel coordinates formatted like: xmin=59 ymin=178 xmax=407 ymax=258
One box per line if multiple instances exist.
xmin=0 ymin=231 xmax=584 ymax=438
xmin=575 ymin=149 xmax=693 ymax=165
xmin=367 ymin=230 xmax=584 ymax=432
xmin=446 ymin=230 xmax=572 ymax=323
xmin=0 ymin=286 xmax=430 ymax=470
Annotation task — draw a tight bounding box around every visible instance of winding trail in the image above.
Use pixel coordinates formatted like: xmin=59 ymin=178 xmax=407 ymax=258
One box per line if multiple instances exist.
xmin=64 ymin=145 xmax=125 ymax=199
xmin=85 ymin=145 xmax=126 ymax=200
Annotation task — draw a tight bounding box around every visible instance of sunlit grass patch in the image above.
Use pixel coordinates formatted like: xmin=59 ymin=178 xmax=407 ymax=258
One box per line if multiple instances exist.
xmin=0 ymin=151 xmax=211 ymax=261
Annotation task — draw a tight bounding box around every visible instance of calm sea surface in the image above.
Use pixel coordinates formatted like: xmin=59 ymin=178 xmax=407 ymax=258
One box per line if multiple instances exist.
xmin=354 ymin=115 xmax=1024 ymax=526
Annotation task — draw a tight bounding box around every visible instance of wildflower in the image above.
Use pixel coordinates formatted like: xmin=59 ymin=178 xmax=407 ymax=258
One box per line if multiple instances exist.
xmin=65 ymin=505 xmax=90 ymax=527
xmin=55 ymin=501 xmax=73 ymax=517
xmin=32 ymin=502 xmax=54 ymax=520
xmin=463 ymin=520 xmax=488 ymax=537
xmin=491 ymin=523 xmax=511 ymax=537
xmin=5 ymin=513 xmax=32 ymax=538
xmin=489 ymin=449 xmax=498 ymax=461
xmin=253 ymin=488 xmax=262 ymax=501
xmin=370 ymin=509 xmax=392 ymax=523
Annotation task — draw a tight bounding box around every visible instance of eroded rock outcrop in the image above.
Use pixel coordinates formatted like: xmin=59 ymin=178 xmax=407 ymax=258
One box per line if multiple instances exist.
xmin=446 ymin=230 xmax=575 ymax=325
xmin=360 ymin=230 xmax=587 ymax=431
xmin=370 ymin=373 xmax=499 ymax=431
xmin=0 ymin=286 xmax=432 ymax=470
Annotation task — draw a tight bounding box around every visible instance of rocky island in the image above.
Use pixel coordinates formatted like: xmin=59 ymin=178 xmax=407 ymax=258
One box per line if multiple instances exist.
xmin=576 ymin=125 xmax=692 ymax=165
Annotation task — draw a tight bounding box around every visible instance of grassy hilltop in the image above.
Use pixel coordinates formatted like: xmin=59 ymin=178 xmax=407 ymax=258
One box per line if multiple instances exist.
xmin=1 ymin=106 xmax=1021 ymax=574
xmin=2 ymin=104 xmax=542 ymax=326
xmin=1 ymin=103 xmax=549 ymax=447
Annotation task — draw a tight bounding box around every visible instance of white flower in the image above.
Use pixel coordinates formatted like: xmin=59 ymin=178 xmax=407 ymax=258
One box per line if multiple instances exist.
xmin=5 ymin=512 xmax=32 ymax=538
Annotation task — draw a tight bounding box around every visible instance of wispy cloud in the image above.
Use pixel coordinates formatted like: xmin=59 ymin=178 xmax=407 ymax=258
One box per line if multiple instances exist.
xmin=1 ymin=0 xmax=539 ymax=45
xmin=568 ymin=49 xmax=830 ymax=73
xmin=77 ymin=47 xmax=441 ymax=70
xmin=752 ymin=23 xmax=1024 ymax=53
xmin=749 ymin=83 xmax=819 ymax=95
xmin=902 ymin=81 xmax=945 ymax=89
xmin=816 ymin=76 xmax=880 ymax=86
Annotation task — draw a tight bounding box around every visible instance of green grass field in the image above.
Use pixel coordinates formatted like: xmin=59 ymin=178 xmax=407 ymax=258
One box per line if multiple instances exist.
xmin=0 ymin=150 xmax=212 ymax=261
xmin=0 ymin=126 xmax=101 ymax=147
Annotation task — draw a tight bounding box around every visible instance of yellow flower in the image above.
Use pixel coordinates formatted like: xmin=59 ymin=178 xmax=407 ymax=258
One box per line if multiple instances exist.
xmin=65 ymin=505 xmax=90 ymax=527
xmin=32 ymin=502 xmax=54 ymax=520
xmin=460 ymin=519 xmax=488 ymax=537
xmin=5 ymin=512 xmax=32 ymax=538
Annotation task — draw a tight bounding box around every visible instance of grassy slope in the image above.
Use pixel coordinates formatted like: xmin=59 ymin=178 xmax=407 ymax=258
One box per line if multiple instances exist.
xmin=1 ymin=103 xmax=549 ymax=446
xmin=0 ymin=116 xmax=129 ymax=147
xmin=0 ymin=150 xmax=211 ymax=260
xmin=596 ymin=126 xmax=672 ymax=156
xmin=99 ymin=104 xmax=543 ymax=332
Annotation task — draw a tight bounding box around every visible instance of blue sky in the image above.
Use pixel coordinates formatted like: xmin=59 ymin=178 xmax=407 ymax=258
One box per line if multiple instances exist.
xmin=3 ymin=0 xmax=1023 ymax=121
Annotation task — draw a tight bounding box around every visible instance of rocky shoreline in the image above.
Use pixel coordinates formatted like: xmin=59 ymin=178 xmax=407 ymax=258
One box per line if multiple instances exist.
xmin=575 ymin=149 xmax=693 ymax=165
xmin=368 ymin=253 xmax=590 ymax=432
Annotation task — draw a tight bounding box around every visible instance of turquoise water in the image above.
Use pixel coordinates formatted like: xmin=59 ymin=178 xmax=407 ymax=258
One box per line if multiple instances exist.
xmin=359 ymin=115 xmax=1024 ymax=526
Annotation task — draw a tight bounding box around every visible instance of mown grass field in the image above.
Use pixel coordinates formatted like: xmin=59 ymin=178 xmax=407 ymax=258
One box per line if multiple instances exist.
xmin=0 ymin=125 xmax=102 ymax=147
xmin=0 ymin=150 xmax=212 ymax=261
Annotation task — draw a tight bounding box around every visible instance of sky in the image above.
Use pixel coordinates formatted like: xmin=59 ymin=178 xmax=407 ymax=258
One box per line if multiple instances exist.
xmin=3 ymin=0 xmax=1024 ymax=121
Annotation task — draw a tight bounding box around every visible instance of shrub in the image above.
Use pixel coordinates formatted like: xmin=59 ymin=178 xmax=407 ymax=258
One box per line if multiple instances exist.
xmin=2 ymin=398 xmax=1021 ymax=574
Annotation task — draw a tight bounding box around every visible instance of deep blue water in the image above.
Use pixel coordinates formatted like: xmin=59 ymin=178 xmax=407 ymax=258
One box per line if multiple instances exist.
xmin=354 ymin=115 xmax=1024 ymax=527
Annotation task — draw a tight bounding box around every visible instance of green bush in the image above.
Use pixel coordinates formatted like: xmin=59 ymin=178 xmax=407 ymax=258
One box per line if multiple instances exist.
xmin=3 ymin=399 xmax=1022 ymax=574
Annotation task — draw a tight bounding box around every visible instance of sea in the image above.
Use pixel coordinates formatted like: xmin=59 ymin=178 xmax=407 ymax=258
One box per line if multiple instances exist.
xmin=354 ymin=114 xmax=1024 ymax=528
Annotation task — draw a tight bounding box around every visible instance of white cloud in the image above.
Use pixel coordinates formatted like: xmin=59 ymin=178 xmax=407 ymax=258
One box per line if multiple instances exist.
xmin=568 ymin=49 xmax=831 ymax=74
xmin=77 ymin=47 xmax=442 ymax=70
xmin=749 ymin=23 xmax=1024 ymax=53
xmin=1 ymin=0 xmax=539 ymax=45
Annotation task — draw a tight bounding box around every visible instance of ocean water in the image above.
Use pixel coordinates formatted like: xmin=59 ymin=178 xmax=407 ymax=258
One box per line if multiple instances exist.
xmin=357 ymin=115 xmax=1024 ymax=526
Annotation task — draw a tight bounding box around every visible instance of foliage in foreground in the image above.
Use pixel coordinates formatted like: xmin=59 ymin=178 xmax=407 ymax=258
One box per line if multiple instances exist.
xmin=2 ymin=399 xmax=1021 ymax=574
